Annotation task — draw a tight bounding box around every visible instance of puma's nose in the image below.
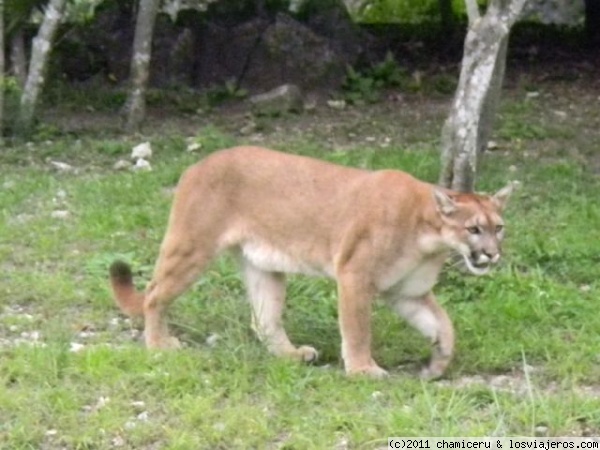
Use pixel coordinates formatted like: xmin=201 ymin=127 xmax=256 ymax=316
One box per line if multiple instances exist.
xmin=478 ymin=250 xmax=500 ymax=265
xmin=483 ymin=250 xmax=500 ymax=264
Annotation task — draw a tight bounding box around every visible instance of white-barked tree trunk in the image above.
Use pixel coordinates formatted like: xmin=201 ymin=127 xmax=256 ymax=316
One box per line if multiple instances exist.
xmin=17 ymin=0 xmax=67 ymax=135
xmin=10 ymin=28 xmax=27 ymax=88
xmin=125 ymin=0 xmax=161 ymax=132
xmin=439 ymin=0 xmax=528 ymax=192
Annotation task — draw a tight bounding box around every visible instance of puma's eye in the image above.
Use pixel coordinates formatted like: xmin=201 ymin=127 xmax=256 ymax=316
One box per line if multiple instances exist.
xmin=467 ymin=226 xmax=481 ymax=235
xmin=495 ymin=225 xmax=504 ymax=233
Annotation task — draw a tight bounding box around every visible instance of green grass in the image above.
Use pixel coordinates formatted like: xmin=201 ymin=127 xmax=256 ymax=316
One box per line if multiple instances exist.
xmin=1 ymin=96 xmax=600 ymax=448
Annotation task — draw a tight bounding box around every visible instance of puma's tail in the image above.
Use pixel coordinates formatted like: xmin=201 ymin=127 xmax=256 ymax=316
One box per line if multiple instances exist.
xmin=109 ymin=260 xmax=145 ymax=317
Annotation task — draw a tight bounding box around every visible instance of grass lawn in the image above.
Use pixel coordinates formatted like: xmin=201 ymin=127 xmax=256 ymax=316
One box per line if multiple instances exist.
xmin=1 ymin=78 xmax=600 ymax=448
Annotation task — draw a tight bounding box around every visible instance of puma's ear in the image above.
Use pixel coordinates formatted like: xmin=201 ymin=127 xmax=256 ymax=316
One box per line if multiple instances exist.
xmin=492 ymin=181 xmax=519 ymax=210
xmin=433 ymin=189 xmax=457 ymax=216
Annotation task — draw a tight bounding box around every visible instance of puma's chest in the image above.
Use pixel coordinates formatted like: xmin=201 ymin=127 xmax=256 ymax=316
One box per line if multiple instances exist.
xmin=378 ymin=255 xmax=447 ymax=298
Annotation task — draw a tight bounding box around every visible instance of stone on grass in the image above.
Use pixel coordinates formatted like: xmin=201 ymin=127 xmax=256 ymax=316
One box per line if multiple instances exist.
xmin=50 ymin=160 xmax=74 ymax=172
xmin=130 ymin=401 xmax=146 ymax=410
xmin=487 ymin=140 xmax=499 ymax=150
xmin=205 ymin=333 xmax=220 ymax=347
xmin=113 ymin=159 xmax=132 ymax=171
xmin=132 ymin=158 xmax=152 ymax=171
xmin=131 ymin=142 xmax=152 ymax=160
xmin=51 ymin=210 xmax=71 ymax=219
xmin=327 ymin=99 xmax=346 ymax=110
xmin=186 ymin=141 xmax=202 ymax=152
xmin=70 ymin=342 xmax=85 ymax=352
xmin=239 ymin=120 xmax=258 ymax=135
xmin=250 ymin=84 xmax=303 ymax=116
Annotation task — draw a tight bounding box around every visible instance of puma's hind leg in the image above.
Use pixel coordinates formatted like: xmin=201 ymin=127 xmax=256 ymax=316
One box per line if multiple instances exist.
xmin=143 ymin=240 xmax=215 ymax=350
xmin=241 ymin=259 xmax=318 ymax=362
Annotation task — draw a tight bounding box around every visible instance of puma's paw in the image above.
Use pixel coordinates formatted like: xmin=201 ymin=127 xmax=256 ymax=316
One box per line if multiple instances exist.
xmin=296 ymin=345 xmax=319 ymax=363
xmin=146 ymin=335 xmax=182 ymax=350
xmin=346 ymin=364 xmax=389 ymax=379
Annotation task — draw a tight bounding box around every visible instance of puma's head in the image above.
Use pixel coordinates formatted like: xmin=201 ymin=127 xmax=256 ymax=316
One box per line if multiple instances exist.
xmin=433 ymin=183 xmax=515 ymax=276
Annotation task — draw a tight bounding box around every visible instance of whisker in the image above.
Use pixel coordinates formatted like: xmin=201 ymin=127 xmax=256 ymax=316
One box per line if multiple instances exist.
xmin=441 ymin=254 xmax=467 ymax=274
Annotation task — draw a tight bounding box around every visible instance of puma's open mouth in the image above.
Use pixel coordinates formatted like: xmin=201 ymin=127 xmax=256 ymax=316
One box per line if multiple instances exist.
xmin=462 ymin=255 xmax=491 ymax=276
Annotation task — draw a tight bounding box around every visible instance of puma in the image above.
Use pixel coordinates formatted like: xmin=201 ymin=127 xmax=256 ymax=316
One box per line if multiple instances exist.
xmin=109 ymin=146 xmax=513 ymax=378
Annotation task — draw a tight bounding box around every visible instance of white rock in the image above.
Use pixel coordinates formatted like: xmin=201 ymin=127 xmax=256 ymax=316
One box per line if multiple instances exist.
xmin=69 ymin=342 xmax=85 ymax=352
xmin=21 ymin=330 xmax=40 ymax=341
xmin=96 ymin=396 xmax=110 ymax=409
xmin=78 ymin=330 xmax=95 ymax=339
xmin=487 ymin=140 xmax=499 ymax=150
xmin=327 ymin=99 xmax=346 ymax=110
xmin=371 ymin=390 xmax=383 ymax=399
xmin=51 ymin=210 xmax=71 ymax=219
xmin=132 ymin=158 xmax=152 ymax=171
xmin=205 ymin=333 xmax=220 ymax=347
xmin=113 ymin=159 xmax=132 ymax=171
xmin=553 ymin=110 xmax=567 ymax=119
xmin=239 ymin=121 xmax=257 ymax=135
xmin=112 ymin=436 xmax=126 ymax=447
xmin=131 ymin=142 xmax=153 ymax=160
xmin=50 ymin=161 xmax=74 ymax=172
xmin=186 ymin=142 xmax=202 ymax=152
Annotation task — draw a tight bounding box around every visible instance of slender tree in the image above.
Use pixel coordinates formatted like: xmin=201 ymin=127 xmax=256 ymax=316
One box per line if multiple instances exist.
xmin=124 ymin=0 xmax=161 ymax=132
xmin=439 ymin=0 xmax=528 ymax=192
xmin=10 ymin=28 xmax=27 ymax=87
xmin=6 ymin=0 xmax=47 ymax=87
xmin=16 ymin=0 xmax=67 ymax=135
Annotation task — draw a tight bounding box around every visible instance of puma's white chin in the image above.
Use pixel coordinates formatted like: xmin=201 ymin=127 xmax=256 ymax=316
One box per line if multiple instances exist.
xmin=462 ymin=255 xmax=491 ymax=276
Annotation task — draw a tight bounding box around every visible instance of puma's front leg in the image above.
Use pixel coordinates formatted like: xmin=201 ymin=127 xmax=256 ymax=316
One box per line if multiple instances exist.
xmin=337 ymin=271 xmax=388 ymax=378
xmin=392 ymin=292 xmax=454 ymax=379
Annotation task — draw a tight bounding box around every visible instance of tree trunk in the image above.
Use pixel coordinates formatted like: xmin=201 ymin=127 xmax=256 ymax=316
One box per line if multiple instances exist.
xmin=439 ymin=0 xmax=528 ymax=192
xmin=124 ymin=0 xmax=161 ymax=133
xmin=10 ymin=28 xmax=27 ymax=88
xmin=17 ymin=0 xmax=67 ymax=136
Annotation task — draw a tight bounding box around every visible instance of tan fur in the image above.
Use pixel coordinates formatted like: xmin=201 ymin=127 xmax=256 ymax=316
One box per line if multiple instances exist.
xmin=109 ymin=146 xmax=513 ymax=378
